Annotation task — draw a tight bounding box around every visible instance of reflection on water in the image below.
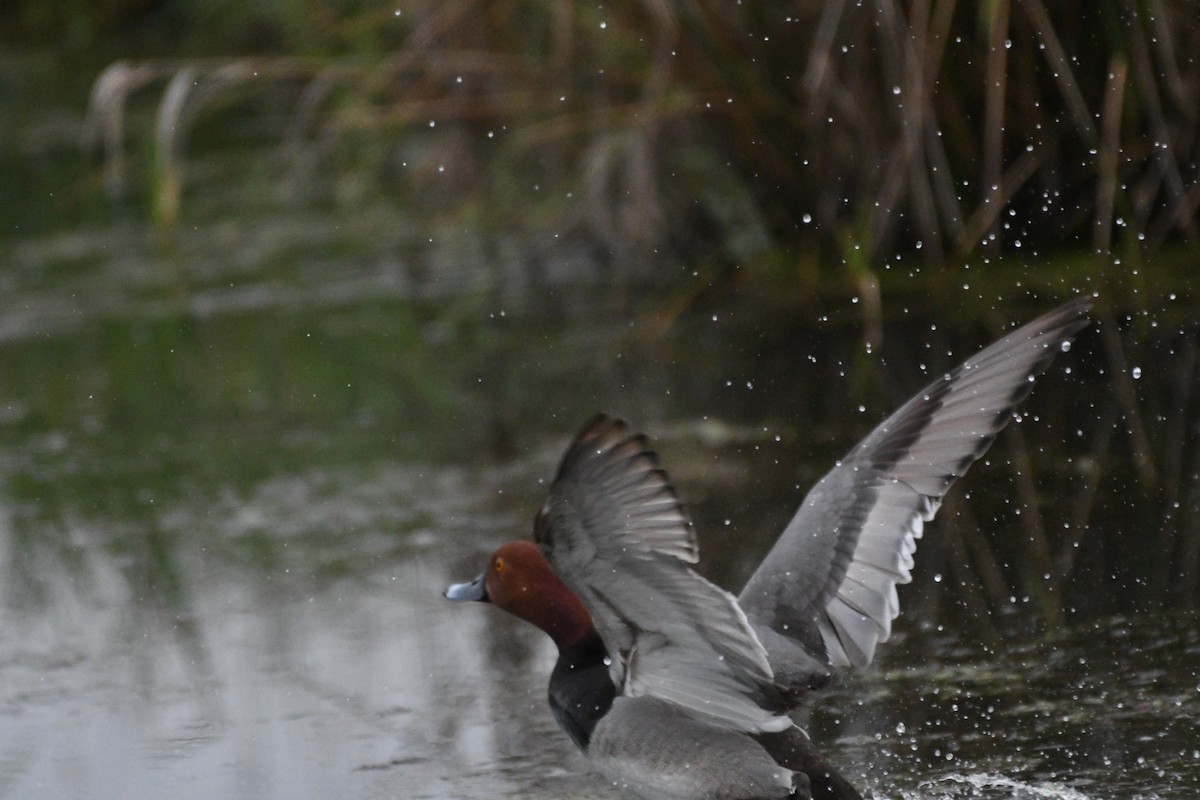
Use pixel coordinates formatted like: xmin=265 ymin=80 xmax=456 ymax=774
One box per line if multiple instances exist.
xmin=0 ymin=255 xmax=1196 ymax=798
xmin=0 ymin=448 xmax=604 ymax=800
xmin=2 ymin=440 xmax=1196 ymax=800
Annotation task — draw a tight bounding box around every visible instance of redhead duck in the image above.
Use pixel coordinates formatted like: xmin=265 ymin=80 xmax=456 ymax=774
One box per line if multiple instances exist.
xmin=446 ymin=299 xmax=1090 ymax=800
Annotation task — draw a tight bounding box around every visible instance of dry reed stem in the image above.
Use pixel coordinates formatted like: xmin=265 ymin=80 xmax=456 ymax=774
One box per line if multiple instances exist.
xmin=1146 ymin=0 xmax=1194 ymax=118
xmin=85 ymin=61 xmax=161 ymax=197
xmin=1150 ymin=330 xmax=1198 ymax=600
xmin=1099 ymin=317 xmax=1160 ymax=488
xmin=1017 ymin=0 xmax=1098 ymax=146
xmin=922 ymin=0 xmax=964 ymax=241
xmin=1058 ymin=398 xmax=1118 ymax=581
xmin=85 ymin=56 xmax=349 ymax=203
xmin=954 ymin=148 xmax=1043 ymax=257
xmin=803 ymin=0 xmax=849 ymax=98
xmin=82 ymin=2 xmax=1200 ymax=260
xmin=1004 ymin=424 xmax=1063 ymax=628
xmin=949 ymin=493 xmax=1018 ymax=618
xmin=943 ymin=509 xmax=1004 ymax=650
xmin=1093 ymin=55 xmax=1128 ymax=253
xmin=1180 ymin=402 xmax=1200 ymax=608
xmin=899 ymin=0 xmax=942 ymax=259
xmin=982 ymin=0 xmax=1011 ymax=253
xmin=1126 ymin=4 xmax=1191 ymax=232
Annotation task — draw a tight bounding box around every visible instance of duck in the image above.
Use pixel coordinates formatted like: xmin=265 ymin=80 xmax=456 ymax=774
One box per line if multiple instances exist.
xmin=445 ymin=298 xmax=1091 ymax=800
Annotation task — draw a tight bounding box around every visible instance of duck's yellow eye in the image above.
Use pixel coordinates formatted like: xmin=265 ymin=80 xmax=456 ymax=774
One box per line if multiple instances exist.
xmin=493 ymin=557 xmax=505 ymax=574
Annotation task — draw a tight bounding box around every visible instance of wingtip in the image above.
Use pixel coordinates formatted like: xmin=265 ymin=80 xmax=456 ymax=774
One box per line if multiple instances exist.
xmin=1061 ymin=292 xmax=1095 ymax=322
xmin=551 ymin=413 xmax=700 ymax=565
xmin=576 ymin=412 xmax=627 ymax=441
xmin=1039 ymin=294 xmax=1095 ymax=339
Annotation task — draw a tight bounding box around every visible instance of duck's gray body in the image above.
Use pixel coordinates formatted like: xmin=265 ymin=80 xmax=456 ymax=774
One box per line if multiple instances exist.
xmin=589 ymin=696 xmax=796 ymax=800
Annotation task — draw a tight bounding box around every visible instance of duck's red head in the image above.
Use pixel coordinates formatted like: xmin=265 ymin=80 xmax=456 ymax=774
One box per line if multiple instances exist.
xmin=444 ymin=540 xmax=594 ymax=651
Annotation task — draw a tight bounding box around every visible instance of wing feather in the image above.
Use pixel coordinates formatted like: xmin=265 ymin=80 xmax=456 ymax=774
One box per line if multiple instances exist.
xmin=535 ymin=415 xmax=790 ymax=733
xmin=740 ymin=298 xmax=1091 ymax=674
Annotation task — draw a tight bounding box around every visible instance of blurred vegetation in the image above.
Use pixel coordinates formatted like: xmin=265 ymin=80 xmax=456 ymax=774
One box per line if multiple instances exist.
xmin=28 ymin=0 xmax=1194 ymax=279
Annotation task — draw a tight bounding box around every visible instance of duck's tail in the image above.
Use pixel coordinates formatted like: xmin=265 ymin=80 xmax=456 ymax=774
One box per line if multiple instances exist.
xmin=754 ymin=726 xmax=864 ymax=800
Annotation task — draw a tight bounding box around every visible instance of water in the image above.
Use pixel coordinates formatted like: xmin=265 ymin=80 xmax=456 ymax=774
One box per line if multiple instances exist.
xmin=2 ymin=420 xmax=1195 ymax=799
xmin=0 ymin=256 xmax=1195 ymax=799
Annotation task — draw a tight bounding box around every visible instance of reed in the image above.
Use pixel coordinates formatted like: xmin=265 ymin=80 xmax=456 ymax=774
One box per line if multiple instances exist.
xmin=83 ymin=1 xmax=1200 ymax=269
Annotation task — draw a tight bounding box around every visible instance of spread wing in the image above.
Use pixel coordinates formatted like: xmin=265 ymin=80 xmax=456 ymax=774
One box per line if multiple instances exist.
xmin=738 ymin=297 xmax=1092 ymax=671
xmin=534 ymin=415 xmax=790 ymax=733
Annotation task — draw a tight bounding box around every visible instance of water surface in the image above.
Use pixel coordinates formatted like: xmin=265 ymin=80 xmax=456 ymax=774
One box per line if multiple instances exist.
xmin=0 ymin=204 xmax=1196 ymax=800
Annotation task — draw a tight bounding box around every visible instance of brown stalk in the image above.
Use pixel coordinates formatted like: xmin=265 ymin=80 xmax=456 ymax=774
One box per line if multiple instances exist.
xmin=153 ymin=64 xmax=268 ymax=230
xmin=1057 ymin=397 xmax=1119 ymax=581
xmin=1017 ymin=0 xmax=1099 ymax=146
xmin=552 ymin=2 xmax=575 ymax=73
xmin=866 ymin=0 xmax=940 ymax=261
xmin=1179 ymin=409 xmax=1200 ymax=608
xmin=982 ymin=0 xmax=1011 ymax=253
xmin=1159 ymin=329 xmax=1198 ymax=508
xmin=366 ymin=91 xmax=547 ymax=129
xmin=1099 ymin=316 xmax=1159 ymax=487
xmin=1149 ymin=328 xmax=1199 ymax=600
xmin=943 ymin=509 xmax=1004 ymax=651
xmin=1004 ymin=424 xmax=1063 ymax=628
xmin=599 ymin=0 xmax=679 ymax=271
xmin=381 ymin=0 xmax=481 ymax=71
xmin=283 ymin=69 xmax=346 ymax=171
xmin=954 ymin=148 xmax=1043 ymax=258
xmin=153 ymin=67 xmax=197 ymax=232
xmin=802 ymin=0 xmax=850 ymax=100
xmin=86 ymin=58 xmax=326 ymax=197
xmin=1146 ymin=0 xmax=1195 ymax=118
xmin=1125 ymin=3 xmax=1193 ymax=237
xmin=922 ymin=0 xmax=964 ymax=241
xmin=84 ymin=61 xmax=160 ymax=197
xmin=946 ymin=493 xmax=1016 ymax=617
xmin=1148 ymin=177 xmax=1200 ymax=247
xmin=899 ymin=0 xmax=943 ymax=260
xmin=1092 ymin=55 xmax=1128 ymax=253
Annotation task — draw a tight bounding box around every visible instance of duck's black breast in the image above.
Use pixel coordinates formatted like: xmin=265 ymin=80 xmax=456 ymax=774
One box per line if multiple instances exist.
xmin=548 ymin=631 xmax=616 ymax=750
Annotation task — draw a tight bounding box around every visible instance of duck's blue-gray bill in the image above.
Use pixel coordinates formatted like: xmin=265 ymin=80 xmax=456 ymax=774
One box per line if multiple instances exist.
xmin=444 ymin=574 xmax=488 ymax=602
